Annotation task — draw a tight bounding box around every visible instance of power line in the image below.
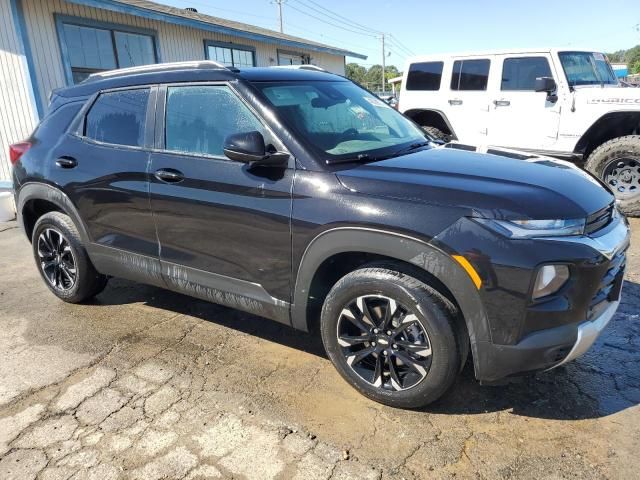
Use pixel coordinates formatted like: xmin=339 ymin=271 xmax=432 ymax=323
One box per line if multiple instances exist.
xmin=286 ymin=2 xmax=378 ymax=37
xmin=291 ymin=0 xmax=381 ymax=35
xmin=388 ymin=35 xmax=415 ymax=56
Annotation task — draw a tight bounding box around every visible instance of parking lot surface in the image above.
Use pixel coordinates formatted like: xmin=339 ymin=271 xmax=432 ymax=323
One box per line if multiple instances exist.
xmin=0 ymin=219 xmax=638 ymax=480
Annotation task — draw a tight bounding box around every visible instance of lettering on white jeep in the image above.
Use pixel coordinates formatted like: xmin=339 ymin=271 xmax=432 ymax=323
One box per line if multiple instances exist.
xmin=587 ymin=98 xmax=640 ymax=105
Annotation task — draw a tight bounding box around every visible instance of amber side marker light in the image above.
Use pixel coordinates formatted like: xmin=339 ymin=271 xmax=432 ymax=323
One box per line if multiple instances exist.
xmin=452 ymin=255 xmax=482 ymax=290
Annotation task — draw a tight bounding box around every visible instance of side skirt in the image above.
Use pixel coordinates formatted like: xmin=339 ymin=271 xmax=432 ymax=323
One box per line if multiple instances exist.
xmin=87 ymin=243 xmax=291 ymax=325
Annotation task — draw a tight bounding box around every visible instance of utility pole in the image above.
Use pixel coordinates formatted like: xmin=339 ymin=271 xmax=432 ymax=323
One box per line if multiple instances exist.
xmin=274 ymin=0 xmax=285 ymax=33
xmin=381 ymin=33 xmax=386 ymax=94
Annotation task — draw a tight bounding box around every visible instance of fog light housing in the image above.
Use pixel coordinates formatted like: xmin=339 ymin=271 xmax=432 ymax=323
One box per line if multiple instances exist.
xmin=532 ymin=264 xmax=570 ymax=300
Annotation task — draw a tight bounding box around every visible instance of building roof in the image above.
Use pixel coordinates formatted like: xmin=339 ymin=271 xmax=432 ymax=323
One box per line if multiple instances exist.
xmin=65 ymin=0 xmax=367 ymax=60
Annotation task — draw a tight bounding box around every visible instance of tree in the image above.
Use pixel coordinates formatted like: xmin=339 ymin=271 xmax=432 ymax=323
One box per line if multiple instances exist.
xmin=625 ymin=45 xmax=640 ymax=71
xmin=345 ymin=63 xmax=367 ymax=85
xmin=606 ymin=50 xmax=626 ymax=63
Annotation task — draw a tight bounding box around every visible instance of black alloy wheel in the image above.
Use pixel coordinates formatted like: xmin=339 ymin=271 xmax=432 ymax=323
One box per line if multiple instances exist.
xmin=37 ymin=228 xmax=77 ymax=291
xmin=337 ymin=295 xmax=432 ymax=391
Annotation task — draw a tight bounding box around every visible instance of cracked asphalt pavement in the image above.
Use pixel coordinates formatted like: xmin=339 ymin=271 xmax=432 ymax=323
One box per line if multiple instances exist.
xmin=0 ymin=219 xmax=638 ymax=480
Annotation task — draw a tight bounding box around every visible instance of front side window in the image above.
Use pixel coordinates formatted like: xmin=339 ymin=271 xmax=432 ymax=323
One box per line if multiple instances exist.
xmin=165 ymin=86 xmax=266 ymax=157
xmin=61 ymin=22 xmax=157 ymax=84
xmin=501 ymin=57 xmax=552 ymax=91
xmin=558 ymin=51 xmax=617 ymax=87
xmin=451 ymin=59 xmax=490 ymax=91
xmin=85 ymin=89 xmax=149 ymax=147
xmin=256 ymin=81 xmax=426 ymax=161
xmin=406 ymin=62 xmax=444 ymax=91
xmin=206 ymin=44 xmax=255 ymax=68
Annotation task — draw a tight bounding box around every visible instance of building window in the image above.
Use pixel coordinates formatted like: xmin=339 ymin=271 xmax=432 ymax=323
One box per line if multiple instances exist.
xmin=57 ymin=17 xmax=157 ymax=84
xmin=205 ymin=41 xmax=255 ymax=68
xmin=277 ymin=50 xmax=310 ymax=66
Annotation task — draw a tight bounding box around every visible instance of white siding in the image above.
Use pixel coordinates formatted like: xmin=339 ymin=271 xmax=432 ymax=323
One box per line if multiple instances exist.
xmin=22 ymin=0 xmax=346 ymax=109
xmin=0 ymin=0 xmax=39 ymax=182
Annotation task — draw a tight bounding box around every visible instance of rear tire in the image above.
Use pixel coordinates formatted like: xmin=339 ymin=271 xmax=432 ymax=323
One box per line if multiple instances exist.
xmin=421 ymin=126 xmax=451 ymax=143
xmin=320 ymin=266 xmax=464 ymax=408
xmin=585 ymin=135 xmax=640 ymax=217
xmin=32 ymin=212 xmax=108 ymax=303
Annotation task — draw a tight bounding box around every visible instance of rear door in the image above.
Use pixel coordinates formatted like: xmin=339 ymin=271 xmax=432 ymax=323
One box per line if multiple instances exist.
xmin=58 ymin=86 xmax=162 ymax=284
xmin=148 ymin=83 xmax=294 ymax=322
xmin=445 ymin=56 xmax=492 ymax=145
xmin=488 ymin=54 xmax=561 ymax=149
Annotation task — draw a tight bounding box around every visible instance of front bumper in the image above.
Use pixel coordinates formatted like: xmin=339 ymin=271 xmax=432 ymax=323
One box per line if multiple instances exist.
xmin=551 ymin=300 xmax=619 ymax=368
xmin=470 ymin=216 xmax=630 ymax=382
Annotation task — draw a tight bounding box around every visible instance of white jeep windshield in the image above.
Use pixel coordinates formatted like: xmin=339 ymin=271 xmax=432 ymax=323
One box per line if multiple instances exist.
xmin=257 ymin=81 xmax=426 ymax=162
xmin=558 ymin=51 xmax=618 ymax=87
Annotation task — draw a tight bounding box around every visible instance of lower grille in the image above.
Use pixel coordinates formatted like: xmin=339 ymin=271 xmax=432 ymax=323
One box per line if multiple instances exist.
xmin=588 ymin=250 xmax=626 ymax=319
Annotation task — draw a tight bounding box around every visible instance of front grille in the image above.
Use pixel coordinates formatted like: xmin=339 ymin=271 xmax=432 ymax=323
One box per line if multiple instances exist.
xmin=585 ymin=203 xmax=614 ymax=235
xmin=588 ymin=250 xmax=626 ymax=319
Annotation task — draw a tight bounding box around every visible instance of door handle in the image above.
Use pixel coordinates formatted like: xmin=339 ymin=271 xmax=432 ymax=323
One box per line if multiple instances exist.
xmin=154 ymin=168 xmax=184 ymax=183
xmin=493 ymin=100 xmax=511 ymax=107
xmin=55 ymin=156 xmax=77 ymax=169
xmin=448 ymin=99 xmax=463 ymax=106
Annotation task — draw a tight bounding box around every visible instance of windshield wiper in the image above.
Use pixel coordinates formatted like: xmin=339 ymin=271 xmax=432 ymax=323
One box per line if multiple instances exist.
xmin=326 ymin=142 xmax=432 ymax=165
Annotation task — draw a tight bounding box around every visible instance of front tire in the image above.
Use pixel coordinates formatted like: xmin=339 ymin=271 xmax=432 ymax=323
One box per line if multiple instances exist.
xmin=585 ymin=135 xmax=640 ymax=216
xmin=32 ymin=212 xmax=108 ymax=303
xmin=320 ymin=267 xmax=464 ymax=408
xmin=421 ymin=125 xmax=451 ymax=142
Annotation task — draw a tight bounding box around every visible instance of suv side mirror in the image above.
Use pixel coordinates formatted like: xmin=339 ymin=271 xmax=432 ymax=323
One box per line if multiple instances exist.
xmin=534 ymin=77 xmax=556 ymax=92
xmin=534 ymin=77 xmax=558 ymax=103
xmin=223 ymin=131 xmax=289 ymax=166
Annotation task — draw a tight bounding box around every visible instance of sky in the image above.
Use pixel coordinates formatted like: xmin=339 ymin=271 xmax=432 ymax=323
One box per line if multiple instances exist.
xmin=163 ymin=0 xmax=640 ymax=69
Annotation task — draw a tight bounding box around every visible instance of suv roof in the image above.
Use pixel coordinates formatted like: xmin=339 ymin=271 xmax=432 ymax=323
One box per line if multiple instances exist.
xmin=405 ymin=47 xmax=599 ymax=63
xmin=53 ymin=61 xmax=345 ymax=100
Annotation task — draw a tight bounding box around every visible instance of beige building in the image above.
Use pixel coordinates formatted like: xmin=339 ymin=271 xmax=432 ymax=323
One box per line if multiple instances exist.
xmin=0 ymin=0 xmax=366 ymax=181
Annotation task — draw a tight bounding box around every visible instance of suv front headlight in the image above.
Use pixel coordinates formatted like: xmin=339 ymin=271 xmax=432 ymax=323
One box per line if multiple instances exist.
xmin=475 ymin=218 xmax=585 ymax=238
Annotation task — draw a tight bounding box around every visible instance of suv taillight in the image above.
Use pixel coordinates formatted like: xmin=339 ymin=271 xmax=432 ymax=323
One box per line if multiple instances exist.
xmin=9 ymin=142 xmax=31 ymax=165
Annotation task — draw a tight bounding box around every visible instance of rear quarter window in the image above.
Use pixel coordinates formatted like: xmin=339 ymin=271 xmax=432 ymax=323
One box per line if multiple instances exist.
xmin=84 ymin=88 xmax=149 ymax=147
xmin=33 ymin=101 xmax=84 ymax=140
xmin=406 ymin=62 xmax=444 ymax=91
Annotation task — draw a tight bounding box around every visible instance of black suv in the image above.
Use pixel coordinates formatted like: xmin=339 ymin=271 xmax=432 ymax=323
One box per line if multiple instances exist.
xmin=11 ymin=62 xmax=630 ymax=408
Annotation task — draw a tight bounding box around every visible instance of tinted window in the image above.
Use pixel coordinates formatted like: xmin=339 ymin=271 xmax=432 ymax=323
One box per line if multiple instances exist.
xmin=406 ymin=62 xmax=444 ymax=91
xmin=165 ymin=86 xmax=266 ymax=157
xmin=85 ymin=89 xmax=149 ymax=147
xmin=501 ymin=57 xmax=552 ymax=90
xmin=451 ymin=59 xmax=490 ymax=91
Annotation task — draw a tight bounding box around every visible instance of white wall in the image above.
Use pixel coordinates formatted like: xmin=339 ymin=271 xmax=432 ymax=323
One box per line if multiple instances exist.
xmin=0 ymin=0 xmax=39 ymax=182
xmin=22 ymin=0 xmax=346 ymax=111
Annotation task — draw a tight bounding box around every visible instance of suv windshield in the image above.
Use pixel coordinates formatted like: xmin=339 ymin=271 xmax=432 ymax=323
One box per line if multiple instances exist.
xmin=255 ymin=81 xmax=426 ymax=162
xmin=558 ymin=51 xmax=618 ymax=87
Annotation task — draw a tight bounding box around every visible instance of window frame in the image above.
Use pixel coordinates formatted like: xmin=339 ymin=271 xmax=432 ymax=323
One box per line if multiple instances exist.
xmin=500 ymin=56 xmax=553 ymax=91
xmin=204 ymin=40 xmax=256 ymax=68
xmin=154 ymin=82 xmax=287 ymax=162
xmin=450 ymin=58 xmax=491 ymax=91
xmin=54 ymin=14 xmax=161 ymax=86
xmin=406 ymin=61 xmax=444 ymax=91
xmin=277 ymin=49 xmax=311 ymax=66
xmin=76 ymin=85 xmax=157 ymax=151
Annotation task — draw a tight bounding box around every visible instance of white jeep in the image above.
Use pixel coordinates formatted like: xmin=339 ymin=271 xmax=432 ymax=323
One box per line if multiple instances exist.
xmin=398 ymin=49 xmax=640 ymax=215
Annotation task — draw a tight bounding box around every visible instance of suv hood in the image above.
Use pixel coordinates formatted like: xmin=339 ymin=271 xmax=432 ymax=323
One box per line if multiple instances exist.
xmin=335 ymin=145 xmax=613 ymax=220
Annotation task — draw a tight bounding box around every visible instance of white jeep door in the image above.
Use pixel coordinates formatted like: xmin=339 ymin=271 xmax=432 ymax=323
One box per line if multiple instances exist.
xmin=487 ymin=54 xmax=561 ymax=150
xmin=444 ymin=56 xmax=492 ymax=145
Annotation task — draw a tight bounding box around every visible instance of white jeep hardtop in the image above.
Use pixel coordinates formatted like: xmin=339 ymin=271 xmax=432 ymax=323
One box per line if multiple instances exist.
xmin=399 ymin=48 xmax=640 ymax=214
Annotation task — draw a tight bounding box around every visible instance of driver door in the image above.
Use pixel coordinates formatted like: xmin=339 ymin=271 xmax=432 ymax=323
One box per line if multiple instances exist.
xmin=488 ymin=54 xmax=561 ymax=150
xmin=148 ymin=84 xmax=294 ymax=321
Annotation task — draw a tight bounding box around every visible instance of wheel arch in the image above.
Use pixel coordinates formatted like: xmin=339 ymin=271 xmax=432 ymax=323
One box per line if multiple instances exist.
xmin=17 ymin=183 xmax=90 ymax=243
xmin=291 ymin=227 xmax=491 ymax=372
xmin=574 ymin=111 xmax=640 ymax=158
xmin=403 ymin=108 xmax=457 ymax=139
